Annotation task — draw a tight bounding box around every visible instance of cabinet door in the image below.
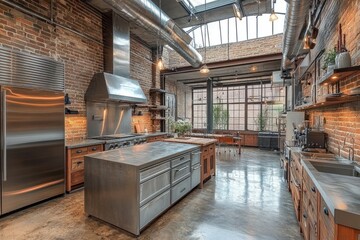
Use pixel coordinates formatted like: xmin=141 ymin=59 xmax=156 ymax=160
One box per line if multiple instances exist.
xmin=209 ymin=152 xmax=215 ymax=175
xmin=318 ymin=197 xmax=335 ymax=240
xmin=202 ymin=154 xmax=210 ymax=180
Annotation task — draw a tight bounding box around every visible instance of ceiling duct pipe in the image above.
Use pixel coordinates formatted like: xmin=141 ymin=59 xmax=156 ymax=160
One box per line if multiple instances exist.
xmin=281 ymin=0 xmax=311 ymax=70
xmin=86 ymin=0 xmax=203 ymax=68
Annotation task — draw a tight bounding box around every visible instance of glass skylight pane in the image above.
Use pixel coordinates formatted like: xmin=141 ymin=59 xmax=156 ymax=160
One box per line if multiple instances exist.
xmin=258 ymin=14 xmax=272 ymax=38
xmin=193 ymin=27 xmax=203 ymax=48
xmin=208 ymin=21 xmax=221 ymax=46
xmin=228 ymin=18 xmax=237 ymax=43
xmin=189 ymin=0 xmax=218 ymax=7
xmin=201 ymin=25 xmax=210 ymax=47
xmin=247 ymin=16 xmax=257 ymax=39
xmin=274 ymin=0 xmax=287 ymax=13
xmin=220 ymin=19 xmax=229 ymax=44
xmin=236 ymin=18 xmax=247 ymax=41
xmin=274 ymin=14 xmax=285 ymax=34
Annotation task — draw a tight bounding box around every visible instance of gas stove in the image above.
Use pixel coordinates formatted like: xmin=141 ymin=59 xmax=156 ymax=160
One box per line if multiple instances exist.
xmin=91 ymin=134 xmax=147 ymax=150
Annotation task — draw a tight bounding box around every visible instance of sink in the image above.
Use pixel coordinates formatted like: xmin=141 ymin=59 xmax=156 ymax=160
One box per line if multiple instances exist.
xmin=301 ymin=152 xmax=334 ymax=158
xmin=310 ymin=161 xmax=360 ymax=177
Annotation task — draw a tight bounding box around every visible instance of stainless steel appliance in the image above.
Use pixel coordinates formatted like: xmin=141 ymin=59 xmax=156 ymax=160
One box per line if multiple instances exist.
xmin=1 ymin=86 xmax=65 ymax=215
xmin=92 ymin=134 xmax=147 ymax=150
xmin=85 ymin=13 xmax=147 ymax=138
xmin=304 ymin=131 xmax=327 ymax=149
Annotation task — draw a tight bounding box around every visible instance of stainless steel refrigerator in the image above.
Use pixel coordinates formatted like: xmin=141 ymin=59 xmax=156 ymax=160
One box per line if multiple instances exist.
xmin=1 ymin=86 xmax=65 ymax=215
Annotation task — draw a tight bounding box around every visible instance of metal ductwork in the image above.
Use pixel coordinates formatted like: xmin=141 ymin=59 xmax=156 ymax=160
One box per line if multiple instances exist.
xmin=85 ymin=0 xmax=203 ymax=68
xmin=281 ymin=0 xmax=311 ymax=70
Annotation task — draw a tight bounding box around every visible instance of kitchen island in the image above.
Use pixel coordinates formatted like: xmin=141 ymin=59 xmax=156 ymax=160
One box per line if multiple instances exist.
xmin=163 ymin=137 xmax=217 ymax=188
xmin=84 ymin=141 xmax=201 ymax=236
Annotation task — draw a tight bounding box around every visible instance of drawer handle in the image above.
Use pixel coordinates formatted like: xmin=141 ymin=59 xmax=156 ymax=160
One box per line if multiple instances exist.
xmin=303 ymin=213 xmax=307 ymax=219
xmin=91 ymin=147 xmax=97 ymax=151
xmin=180 ymin=187 xmax=186 ymax=193
xmin=175 ymin=166 xmax=188 ymax=173
xmin=77 ymin=161 xmax=82 ymax=165
xmin=76 ymin=150 xmax=82 ymax=154
xmin=311 ymin=187 xmax=316 ymax=193
xmin=323 ymin=207 xmax=329 ymax=216
xmin=192 ymin=165 xmax=201 ymax=170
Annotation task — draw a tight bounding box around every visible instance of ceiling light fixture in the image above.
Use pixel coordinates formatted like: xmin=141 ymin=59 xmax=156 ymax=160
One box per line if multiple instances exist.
xmin=157 ymin=0 xmax=164 ymax=70
xmin=232 ymin=3 xmax=242 ymax=20
xmin=269 ymin=0 xmax=278 ymax=22
xmin=200 ymin=0 xmax=210 ymax=74
xmin=157 ymin=57 xmax=164 ymax=70
xmin=200 ymin=64 xmax=210 ymax=74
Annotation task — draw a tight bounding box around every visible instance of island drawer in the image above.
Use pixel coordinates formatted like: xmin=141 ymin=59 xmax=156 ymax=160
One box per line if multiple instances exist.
xmin=171 ymin=162 xmax=191 ymax=185
xmin=191 ymin=163 xmax=201 ymax=189
xmin=171 ymin=177 xmax=191 ymax=204
xmin=171 ymin=153 xmax=191 ymax=167
xmin=140 ymin=171 xmax=170 ymax=206
xmin=140 ymin=190 xmax=171 ymax=229
xmin=191 ymin=150 xmax=201 ymax=165
xmin=140 ymin=162 xmax=171 ymax=183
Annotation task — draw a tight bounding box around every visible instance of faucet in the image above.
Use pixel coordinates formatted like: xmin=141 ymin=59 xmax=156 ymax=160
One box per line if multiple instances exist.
xmin=343 ymin=133 xmax=355 ymax=162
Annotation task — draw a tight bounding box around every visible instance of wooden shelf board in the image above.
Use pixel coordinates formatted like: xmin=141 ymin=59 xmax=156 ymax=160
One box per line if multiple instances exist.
xmin=149 ymin=106 xmax=168 ymax=111
xmin=319 ymin=65 xmax=360 ymax=85
xmin=294 ymin=95 xmax=360 ymax=110
xmin=151 ymin=117 xmax=166 ymax=120
xmin=150 ymin=88 xmax=167 ymax=93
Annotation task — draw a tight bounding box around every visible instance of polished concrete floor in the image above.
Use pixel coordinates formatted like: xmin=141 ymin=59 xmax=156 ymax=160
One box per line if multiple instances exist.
xmin=0 ymin=147 xmax=302 ymax=240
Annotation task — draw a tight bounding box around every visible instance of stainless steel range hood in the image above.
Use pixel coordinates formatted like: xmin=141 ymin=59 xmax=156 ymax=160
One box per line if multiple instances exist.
xmin=86 ymin=12 xmax=146 ymax=103
xmin=85 ymin=72 xmax=147 ymax=103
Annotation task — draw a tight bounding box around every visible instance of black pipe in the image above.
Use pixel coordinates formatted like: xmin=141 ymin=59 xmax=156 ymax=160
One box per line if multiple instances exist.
xmin=206 ymin=77 xmax=213 ymax=133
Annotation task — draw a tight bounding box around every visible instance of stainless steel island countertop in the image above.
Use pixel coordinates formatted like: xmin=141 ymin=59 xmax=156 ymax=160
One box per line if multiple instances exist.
xmin=85 ymin=141 xmax=199 ymax=168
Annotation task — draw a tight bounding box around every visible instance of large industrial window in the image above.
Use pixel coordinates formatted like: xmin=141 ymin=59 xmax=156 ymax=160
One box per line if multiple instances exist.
xmin=192 ymin=82 xmax=285 ymax=132
xmin=192 ymin=89 xmax=207 ymax=129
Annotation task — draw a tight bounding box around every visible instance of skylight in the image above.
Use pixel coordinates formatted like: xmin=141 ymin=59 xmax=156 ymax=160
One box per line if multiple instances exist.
xmin=188 ymin=0 xmax=220 ymax=7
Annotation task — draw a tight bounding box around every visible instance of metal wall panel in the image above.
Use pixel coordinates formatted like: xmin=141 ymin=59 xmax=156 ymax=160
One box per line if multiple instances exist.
xmin=0 ymin=47 xmax=64 ymax=91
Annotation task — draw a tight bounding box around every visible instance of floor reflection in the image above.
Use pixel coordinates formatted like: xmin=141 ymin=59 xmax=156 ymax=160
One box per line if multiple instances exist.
xmin=0 ymin=147 xmax=302 ymax=240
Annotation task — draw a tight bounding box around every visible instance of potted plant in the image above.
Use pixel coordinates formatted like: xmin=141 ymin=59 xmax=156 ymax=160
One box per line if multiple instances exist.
xmin=322 ymin=48 xmax=336 ymax=72
xmin=171 ymin=119 xmax=192 ymax=138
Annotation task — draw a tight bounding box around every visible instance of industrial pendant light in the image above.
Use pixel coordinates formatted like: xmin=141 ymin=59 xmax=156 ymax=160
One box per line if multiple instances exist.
xmin=200 ymin=0 xmax=210 ymax=74
xmin=157 ymin=0 xmax=164 ymax=70
xmin=269 ymin=0 xmax=278 ymax=22
xmin=200 ymin=64 xmax=210 ymax=74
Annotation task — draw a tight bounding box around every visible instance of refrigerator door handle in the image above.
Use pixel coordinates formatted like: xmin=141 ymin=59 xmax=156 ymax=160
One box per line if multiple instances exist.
xmin=2 ymin=89 xmax=6 ymax=181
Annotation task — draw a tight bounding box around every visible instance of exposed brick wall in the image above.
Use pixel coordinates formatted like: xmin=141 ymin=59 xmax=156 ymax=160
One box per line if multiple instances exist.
xmin=0 ymin=1 xmax=104 ymax=141
xmin=306 ymin=0 xmax=360 ymax=162
xmin=167 ymin=34 xmax=283 ymax=68
xmin=0 ymin=1 xmax=158 ymax=140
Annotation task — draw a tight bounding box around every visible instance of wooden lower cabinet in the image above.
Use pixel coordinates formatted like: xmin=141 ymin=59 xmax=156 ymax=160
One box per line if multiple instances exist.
xmin=318 ymin=195 xmax=335 ymax=240
xmin=297 ymin=162 xmax=360 ymax=240
xmin=200 ymin=143 xmax=216 ymax=188
xmin=66 ymin=144 xmax=103 ymax=192
xmin=301 ymin=170 xmax=318 ymax=240
xmin=147 ymin=135 xmax=166 ymax=143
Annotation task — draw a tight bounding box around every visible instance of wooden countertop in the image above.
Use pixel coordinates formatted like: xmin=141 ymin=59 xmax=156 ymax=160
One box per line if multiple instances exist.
xmin=163 ymin=137 xmax=217 ymax=146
